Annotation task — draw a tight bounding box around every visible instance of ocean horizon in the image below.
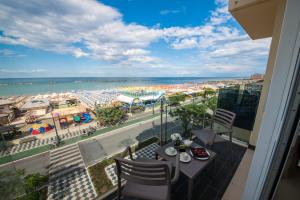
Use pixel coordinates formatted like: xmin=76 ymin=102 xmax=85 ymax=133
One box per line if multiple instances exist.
xmin=0 ymin=77 xmax=245 ymax=96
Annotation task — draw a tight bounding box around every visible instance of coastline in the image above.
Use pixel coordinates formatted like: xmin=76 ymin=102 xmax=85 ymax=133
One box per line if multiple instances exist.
xmin=0 ymin=77 xmax=247 ymax=97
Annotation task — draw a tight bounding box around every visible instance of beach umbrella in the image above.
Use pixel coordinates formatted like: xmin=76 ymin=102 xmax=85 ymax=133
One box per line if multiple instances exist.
xmin=39 ymin=127 xmax=45 ymax=133
xmin=32 ymin=124 xmax=38 ymax=129
xmin=31 ymin=129 xmax=39 ymax=135
xmin=74 ymin=116 xmax=81 ymax=122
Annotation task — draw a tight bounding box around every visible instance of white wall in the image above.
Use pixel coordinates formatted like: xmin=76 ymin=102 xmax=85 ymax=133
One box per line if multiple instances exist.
xmin=243 ymin=0 xmax=300 ymax=199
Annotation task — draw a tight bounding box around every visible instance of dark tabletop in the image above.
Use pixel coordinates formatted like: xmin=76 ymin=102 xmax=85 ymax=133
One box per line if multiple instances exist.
xmin=155 ymin=142 xmax=216 ymax=179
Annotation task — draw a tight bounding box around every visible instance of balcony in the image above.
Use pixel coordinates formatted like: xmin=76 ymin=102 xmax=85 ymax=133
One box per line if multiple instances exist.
xmin=0 ymin=85 xmax=260 ymax=200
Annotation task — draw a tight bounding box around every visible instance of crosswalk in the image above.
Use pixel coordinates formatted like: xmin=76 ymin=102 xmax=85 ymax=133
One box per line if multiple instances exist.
xmin=0 ymin=126 xmax=98 ymax=158
xmin=47 ymin=144 xmax=96 ymax=200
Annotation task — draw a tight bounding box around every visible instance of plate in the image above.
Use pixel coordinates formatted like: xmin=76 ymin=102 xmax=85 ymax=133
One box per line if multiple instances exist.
xmin=165 ymin=147 xmax=177 ymax=156
xmin=190 ymin=148 xmax=210 ymax=161
xmin=180 ymin=152 xmax=191 ymax=163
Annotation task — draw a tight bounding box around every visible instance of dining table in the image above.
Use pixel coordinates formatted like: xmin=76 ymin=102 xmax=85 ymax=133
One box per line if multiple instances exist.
xmin=155 ymin=142 xmax=217 ymax=200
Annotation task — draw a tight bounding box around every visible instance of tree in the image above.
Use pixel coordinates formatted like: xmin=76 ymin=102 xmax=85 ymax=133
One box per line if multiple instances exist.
xmin=206 ymin=96 xmax=218 ymax=111
xmin=0 ymin=170 xmax=48 ymax=200
xmin=96 ymin=106 xmax=127 ymax=126
xmin=0 ymin=169 xmax=25 ymax=199
xmin=131 ymin=105 xmax=145 ymax=113
xmin=168 ymin=93 xmax=187 ymax=106
xmin=204 ymin=88 xmax=217 ymax=98
xmin=193 ymin=91 xmax=205 ymax=97
xmin=22 ymin=173 xmax=48 ymax=200
xmin=186 ymin=103 xmax=207 ymax=128
xmin=170 ymin=103 xmax=207 ymax=138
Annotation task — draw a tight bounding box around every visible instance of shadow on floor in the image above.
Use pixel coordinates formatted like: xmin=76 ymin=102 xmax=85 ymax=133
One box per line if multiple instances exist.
xmin=104 ymin=139 xmax=246 ymax=200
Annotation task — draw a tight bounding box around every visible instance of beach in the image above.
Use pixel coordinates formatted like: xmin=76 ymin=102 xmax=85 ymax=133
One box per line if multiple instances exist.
xmin=0 ymin=77 xmax=244 ymax=96
xmin=0 ymin=77 xmax=261 ymax=145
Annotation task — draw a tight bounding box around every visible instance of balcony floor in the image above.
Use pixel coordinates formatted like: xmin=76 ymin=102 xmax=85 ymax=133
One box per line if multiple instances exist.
xmin=105 ymin=139 xmax=247 ymax=200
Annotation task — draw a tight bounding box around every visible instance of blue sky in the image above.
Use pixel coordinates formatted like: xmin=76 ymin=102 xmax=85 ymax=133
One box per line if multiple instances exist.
xmin=0 ymin=0 xmax=270 ymax=78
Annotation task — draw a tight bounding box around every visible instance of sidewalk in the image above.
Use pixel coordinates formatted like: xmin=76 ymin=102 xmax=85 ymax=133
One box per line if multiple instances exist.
xmin=0 ymin=113 xmax=160 ymax=165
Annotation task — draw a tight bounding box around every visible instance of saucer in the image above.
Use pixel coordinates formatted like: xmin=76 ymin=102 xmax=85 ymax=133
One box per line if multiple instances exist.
xmin=165 ymin=147 xmax=177 ymax=156
xmin=180 ymin=152 xmax=191 ymax=163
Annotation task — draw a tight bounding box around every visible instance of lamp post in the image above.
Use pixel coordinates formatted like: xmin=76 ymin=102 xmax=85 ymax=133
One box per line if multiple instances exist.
xmin=152 ymin=93 xmax=155 ymax=115
xmin=51 ymin=112 xmax=60 ymax=145
xmin=165 ymin=102 xmax=168 ymax=143
xmin=160 ymin=99 xmax=163 ymax=146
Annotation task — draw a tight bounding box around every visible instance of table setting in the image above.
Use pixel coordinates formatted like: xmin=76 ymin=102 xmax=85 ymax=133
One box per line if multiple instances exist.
xmin=156 ymin=133 xmax=217 ymax=200
xmin=164 ymin=133 xmax=211 ymax=163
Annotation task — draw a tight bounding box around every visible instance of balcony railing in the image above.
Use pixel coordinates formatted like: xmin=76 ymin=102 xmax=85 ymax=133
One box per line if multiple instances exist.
xmin=0 ymin=91 xmax=257 ymax=200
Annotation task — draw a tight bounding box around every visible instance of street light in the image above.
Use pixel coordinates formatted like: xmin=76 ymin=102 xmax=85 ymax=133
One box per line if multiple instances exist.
xmin=51 ymin=112 xmax=60 ymax=145
xmin=160 ymin=98 xmax=163 ymax=146
xmin=164 ymin=101 xmax=168 ymax=143
xmin=152 ymin=93 xmax=155 ymax=115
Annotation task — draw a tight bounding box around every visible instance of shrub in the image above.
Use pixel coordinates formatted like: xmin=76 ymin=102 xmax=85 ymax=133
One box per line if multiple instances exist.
xmin=96 ymin=107 xmax=127 ymax=126
xmin=204 ymin=88 xmax=217 ymax=97
xmin=170 ymin=103 xmax=207 ymax=138
xmin=168 ymin=93 xmax=187 ymax=106
xmin=206 ymin=96 xmax=218 ymax=111
xmin=22 ymin=173 xmax=48 ymax=200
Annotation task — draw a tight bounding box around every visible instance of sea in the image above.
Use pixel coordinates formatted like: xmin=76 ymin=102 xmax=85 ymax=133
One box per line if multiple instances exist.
xmin=0 ymin=77 xmax=243 ymax=96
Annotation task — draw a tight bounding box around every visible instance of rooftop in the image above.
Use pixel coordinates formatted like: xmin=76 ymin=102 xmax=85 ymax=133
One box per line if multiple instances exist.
xmin=21 ymin=99 xmax=50 ymax=110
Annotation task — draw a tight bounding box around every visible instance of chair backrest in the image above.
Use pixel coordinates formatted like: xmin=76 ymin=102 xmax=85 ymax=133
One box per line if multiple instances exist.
xmin=114 ymin=157 xmax=171 ymax=186
xmin=212 ymin=108 xmax=236 ymax=130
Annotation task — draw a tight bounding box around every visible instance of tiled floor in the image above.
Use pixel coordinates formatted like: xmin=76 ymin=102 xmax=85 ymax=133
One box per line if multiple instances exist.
xmin=104 ymin=139 xmax=247 ymax=200
xmin=222 ymin=149 xmax=254 ymax=200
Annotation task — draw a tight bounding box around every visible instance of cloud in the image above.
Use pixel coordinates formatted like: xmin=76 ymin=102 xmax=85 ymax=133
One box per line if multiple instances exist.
xmin=207 ymin=38 xmax=270 ymax=58
xmin=0 ymin=49 xmax=25 ymax=57
xmin=171 ymin=38 xmax=199 ymax=49
xmin=162 ymin=0 xmax=271 ymax=75
xmin=0 ymin=0 xmax=161 ymax=65
xmin=0 ymin=0 xmax=271 ymax=75
xmin=0 ymin=68 xmax=45 ymax=73
xmin=160 ymin=9 xmax=180 ymax=15
xmin=214 ymin=0 xmax=228 ymax=6
xmin=205 ymin=64 xmax=252 ymax=73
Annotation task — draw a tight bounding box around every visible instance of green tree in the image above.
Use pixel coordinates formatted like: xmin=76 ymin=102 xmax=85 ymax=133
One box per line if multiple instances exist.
xmin=204 ymin=88 xmax=217 ymax=98
xmin=206 ymin=96 xmax=218 ymax=111
xmin=168 ymin=93 xmax=187 ymax=106
xmin=0 ymin=169 xmax=25 ymax=199
xmin=0 ymin=170 xmax=48 ymax=200
xmin=22 ymin=173 xmax=48 ymax=200
xmin=186 ymin=103 xmax=207 ymax=128
xmin=193 ymin=91 xmax=205 ymax=97
xmin=170 ymin=103 xmax=207 ymax=138
xmin=96 ymin=106 xmax=127 ymax=126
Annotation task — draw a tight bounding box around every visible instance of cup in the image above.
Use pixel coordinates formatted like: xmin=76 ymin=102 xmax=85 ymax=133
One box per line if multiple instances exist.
xmin=184 ymin=140 xmax=193 ymax=148
xmin=169 ymin=147 xmax=175 ymax=153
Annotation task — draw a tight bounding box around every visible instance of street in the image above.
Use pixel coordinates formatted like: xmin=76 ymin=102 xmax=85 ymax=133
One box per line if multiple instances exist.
xmin=0 ymin=115 xmax=181 ymax=173
xmin=0 ymin=151 xmax=50 ymax=175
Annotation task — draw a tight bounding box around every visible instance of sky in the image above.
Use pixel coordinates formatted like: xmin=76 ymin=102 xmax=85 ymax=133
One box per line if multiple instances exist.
xmin=0 ymin=0 xmax=271 ymax=78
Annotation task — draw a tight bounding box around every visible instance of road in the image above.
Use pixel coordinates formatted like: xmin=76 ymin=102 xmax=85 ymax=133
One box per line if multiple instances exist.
xmin=0 ymin=115 xmax=182 ymax=173
xmin=78 ymin=117 xmax=181 ymax=166
xmin=0 ymin=151 xmax=50 ymax=175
